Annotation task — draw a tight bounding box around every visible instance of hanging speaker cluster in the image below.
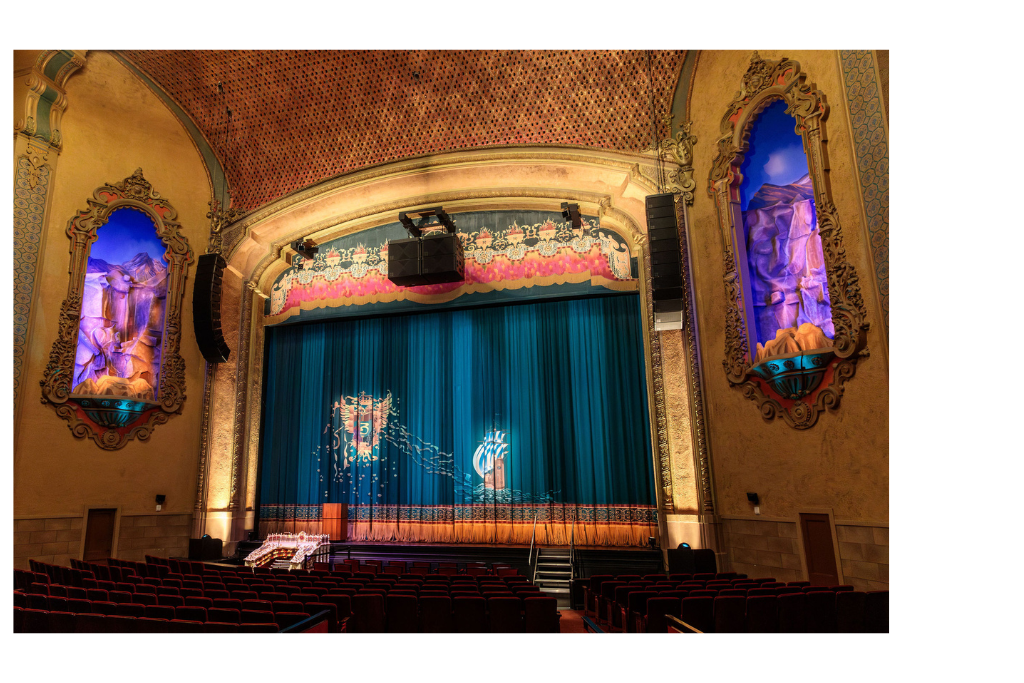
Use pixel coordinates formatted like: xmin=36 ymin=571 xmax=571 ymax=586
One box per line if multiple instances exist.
xmin=646 ymin=193 xmax=685 ymax=331
xmin=193 ymin=253 xmax=231 ymax=363
xmin=387 ymin=206 xmax=464 ymax=286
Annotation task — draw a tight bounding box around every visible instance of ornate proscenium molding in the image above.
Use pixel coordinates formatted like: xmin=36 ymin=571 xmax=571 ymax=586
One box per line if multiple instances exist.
xmin=40 ymin=169 xmax=194 ymax=449
xmin=206 ymin=199 xmax=244 ymax=255
xmin=706 ymin=52 xmax=870 ymax=429
xmin=14 ymin=50 xmax=87 ymax=152
xmin=659 ymin=116 xmax=698 ymax=205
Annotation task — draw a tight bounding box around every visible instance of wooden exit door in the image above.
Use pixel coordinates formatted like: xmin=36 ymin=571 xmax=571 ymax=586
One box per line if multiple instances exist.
xmin=799 ymin=513 xmax=840 ymax=586
xmin=83 ymin=509 xmax=117 ymax=562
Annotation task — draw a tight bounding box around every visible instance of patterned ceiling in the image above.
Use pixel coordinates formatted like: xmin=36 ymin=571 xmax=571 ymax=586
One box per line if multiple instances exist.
xmin=120 ymin=50 xmax=685 ymax=212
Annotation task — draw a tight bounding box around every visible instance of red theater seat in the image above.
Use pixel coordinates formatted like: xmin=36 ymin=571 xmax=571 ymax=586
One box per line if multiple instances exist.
xmin=488 ymin=597 xmax=522 ymax=633
xmin=169 ymin=619 xmax=204 ymax=633
xmin=453 ymin=596 xmax=487 ymax=633
xmin=644 ymin=597 xmax=681 ymax=633
xmin=713 ymin=595 xmax=746 ymax=633
xmin=523 ymin=597 xmax=559 ymax=633
xmin=777 ymin=592 xmax=807 ymax=633
xmin=386 ymin=594 xmax=419 ymax=633
xmin=746 ymin=595 xmax=778 ymax=633
xmin=864 ymin=591 xmax=889 ymax=633
xmin=75 ymin=613 xmax=110 ymax=633
xmin=204 ymin=621 xmax=239 ymax=633
xmin=274 ymin=612 xmax=308 ymax=630
xmin=115 ymin=602 xmax=146 ymax=618
xmin=321 ymin=594 xmax=351 ymax=622
xmin=208 ymin=608 xmax=241 ymax=624
xmin=176 ymin=605 xmax=208 ymax=622
xmin=48 ymin=610 xmax=76 ymax=633
xmin=805 ymin=591 xmax=838 ymax=633
xmin=350 ymin=594 xmax=385 ymax=633
xmin=420 ymin=596 xmax=453 ymax=633
xmin=836 ymin=591 xmax=867 ymax=632
xmin=240 ymin=622 xmax=279 ymax=633
xmin=305 ymin=602 xmax=339 ymax=632
xmin=680 ymin=596 xmax=715 ymax=633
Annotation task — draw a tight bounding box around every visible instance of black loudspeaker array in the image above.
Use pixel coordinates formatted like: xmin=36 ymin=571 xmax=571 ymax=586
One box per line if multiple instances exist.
xmin=193 ymin=253 xmax=231 ymax=363
xmin=646 ymin=193 xmax=684 ymax=330
xmin=387 ymin=233 xmax=464 ymax=286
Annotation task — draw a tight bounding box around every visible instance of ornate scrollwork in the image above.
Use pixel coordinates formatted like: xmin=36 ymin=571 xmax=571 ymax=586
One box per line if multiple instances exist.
xmin=659 ymin=116 xmax=698 ymax=205
xmin=706 ymin=53 xmax=870 ymax=429
xmin=206 ymin=199 xmax=244 ymax=255
xmin=39 ymin=169 xmax=194 ymax=449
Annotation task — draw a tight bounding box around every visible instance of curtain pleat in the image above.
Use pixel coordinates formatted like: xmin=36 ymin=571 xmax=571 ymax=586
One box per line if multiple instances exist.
xmin=259 ymin=294 xmax=657 ymax=546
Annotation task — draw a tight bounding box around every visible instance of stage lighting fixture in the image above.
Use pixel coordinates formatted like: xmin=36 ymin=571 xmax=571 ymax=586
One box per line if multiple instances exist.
xmin=560 ymin=202 xmax=582 ymax=229
xmin=398 ymin=206 xmax=458 ymax=237
xmin=678 ymin=542 xmax=690 ymax=549
xmin=290 ymin=238 xmax=319 ymax=261
xmin=648 ymin=536 xmax=657 ymax=549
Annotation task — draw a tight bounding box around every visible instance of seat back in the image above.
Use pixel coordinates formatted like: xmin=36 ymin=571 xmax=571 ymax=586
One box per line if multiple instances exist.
xmin=680 ymin=596 xmax=715 ymax=633
xmin=351 ymin=594 xmax=385 ymax=633
xmin=420 ymin=596 xmax=453 ymax=633
xmin=836 ymin=591 xmax=867 ymax=633
xmin=385 ymin=594 xmax=419 ymax=633
xmin=805 ymin=591 xmax=838 ymax=633
xmin=864 ymin=591 xmax=889 ymax=633
xmin=713 ymin=595 xmax=746 ymax=633
xmin=488 ymin=596 xmax=522 ymax=633
xmin=522 ymin=596 xmax=558 ymax=633
xmin=644 ymin=597 xmax=681 ymax=634
xmin=745 ymin=595 xmax=778 ymax=633
xmin=777 ymin=592 xmax=807 ymax=633
xmin=453 ymin=596 xmax=487 ymax=633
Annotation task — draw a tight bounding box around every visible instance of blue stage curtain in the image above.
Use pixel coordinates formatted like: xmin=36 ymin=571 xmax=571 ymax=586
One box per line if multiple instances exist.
xmin=259 ymin=294 xmax=657 ymax=546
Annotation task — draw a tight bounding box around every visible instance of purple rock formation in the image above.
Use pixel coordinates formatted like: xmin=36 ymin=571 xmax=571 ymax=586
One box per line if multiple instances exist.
xmin=743 ymin=174 xmax=834 ymax=346
xmin=73 ymin=252 xmax=168 ymax=398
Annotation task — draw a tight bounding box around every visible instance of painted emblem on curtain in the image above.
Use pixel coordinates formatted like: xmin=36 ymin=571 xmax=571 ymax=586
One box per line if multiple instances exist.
xmin=473 ymin=429 xmax=508 ymax=490
xmin=335 ymin=391 xmax=392 ymax=465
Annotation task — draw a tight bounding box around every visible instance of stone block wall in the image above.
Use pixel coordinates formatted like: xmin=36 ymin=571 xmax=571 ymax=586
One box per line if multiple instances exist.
xmin=14 ymin=517 xmax=83 ymax=569
xmin=721 ymin=516 xmax=889 ymax=591
xmin=13 ymin=512 xmax=192 ymax=569
xmin=836 ymin=523 xmax=889 ymax=591
xmin=721 ymin=517 xmax=804 ymax=583
xmin=116 ymin=514 xmax=192 ymax=562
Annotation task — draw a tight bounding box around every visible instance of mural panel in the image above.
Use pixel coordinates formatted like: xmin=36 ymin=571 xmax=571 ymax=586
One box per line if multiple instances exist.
xmin=73 ymin=208 xmax=169 ymax=400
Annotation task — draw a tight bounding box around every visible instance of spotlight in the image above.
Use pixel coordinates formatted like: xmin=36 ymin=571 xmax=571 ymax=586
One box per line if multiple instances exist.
xmin=678 ymin=542 xmax=690 ymax=549
xmin=648 ymin=536 xmax=658 ymax=550
xmin=398 ymin=206 xmax=457 ymax=237
xmin=290 ymin=238 xmax=319 ymax=261
xmin=560 ymin=202 xmax=582 ymax=229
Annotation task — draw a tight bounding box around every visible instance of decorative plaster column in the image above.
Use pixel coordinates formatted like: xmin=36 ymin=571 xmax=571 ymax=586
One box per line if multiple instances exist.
xmin=13 ymin=50 xmax=87 ymax=438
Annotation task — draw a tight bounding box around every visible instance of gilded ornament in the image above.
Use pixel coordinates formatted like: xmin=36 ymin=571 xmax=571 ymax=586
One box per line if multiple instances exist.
xmin=706 ymin=53 xmax=870 ymax=429
xmin=39 ymin=169 xmax=193 ymax=449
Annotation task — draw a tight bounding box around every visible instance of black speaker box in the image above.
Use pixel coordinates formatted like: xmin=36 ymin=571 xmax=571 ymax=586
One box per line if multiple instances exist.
xmin=193 ymin=254 xmax=231 ymax=363
xmin=387 ymin=238 xmax=424 ymax=286
xmin=646 ymin=193 xmax=684 ymax=305
xmin=421 ymin=233 xmax=464 ymax=284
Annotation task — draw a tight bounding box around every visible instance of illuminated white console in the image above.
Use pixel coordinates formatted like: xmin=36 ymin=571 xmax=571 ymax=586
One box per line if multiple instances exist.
xmin=244 ymin=531 xmax=330 ymax=570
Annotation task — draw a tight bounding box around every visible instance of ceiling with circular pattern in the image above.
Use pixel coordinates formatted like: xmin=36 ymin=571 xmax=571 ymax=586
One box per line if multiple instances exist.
xmin=119 ymin=50 xmax=686 ymax=212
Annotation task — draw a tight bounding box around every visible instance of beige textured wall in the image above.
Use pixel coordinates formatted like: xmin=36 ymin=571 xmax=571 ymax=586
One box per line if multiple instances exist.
xmin=13 ymin=51 xmax=211 ymax=566
xmin=686 ymin=50 xmax=889 ymax=526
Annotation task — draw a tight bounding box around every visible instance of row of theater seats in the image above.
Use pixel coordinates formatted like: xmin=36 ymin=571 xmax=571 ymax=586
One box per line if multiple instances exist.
xmin=583 ymin=572 xmax=888 ymax=633
xmin=15 ymin=557 xmax=559 ymax=633
xmin=330 ymin=559 xmax=521 ymax=576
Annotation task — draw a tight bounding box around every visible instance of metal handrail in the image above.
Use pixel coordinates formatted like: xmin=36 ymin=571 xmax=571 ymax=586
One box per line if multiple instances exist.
xmin=569 ymin=513 xmax=576 ymax=579
xmin=528 ymin=512 xmax=539 ymax=581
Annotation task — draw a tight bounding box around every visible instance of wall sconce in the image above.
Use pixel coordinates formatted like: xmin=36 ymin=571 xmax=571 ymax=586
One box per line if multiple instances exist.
xmin=155 ymin=494 xmax=166 ymax=512
xmin=746 ymin=492 xmax=760 ymax=515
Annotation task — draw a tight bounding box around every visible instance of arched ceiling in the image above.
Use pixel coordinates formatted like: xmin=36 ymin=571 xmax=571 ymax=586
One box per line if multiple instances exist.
xmin=119 ymin=50 xmax=685 ymax=212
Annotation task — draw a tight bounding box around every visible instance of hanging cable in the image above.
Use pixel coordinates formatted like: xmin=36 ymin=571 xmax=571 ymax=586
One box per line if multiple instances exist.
xmin=646 ymin=50 xmax=667 ymax=193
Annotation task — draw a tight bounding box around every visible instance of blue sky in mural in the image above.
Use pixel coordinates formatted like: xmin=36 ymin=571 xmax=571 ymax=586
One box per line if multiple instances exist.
xmin=740 ymin=100 xmax=809 ymax=210
xmin=92 ymin=208 xmax=167 ymax=266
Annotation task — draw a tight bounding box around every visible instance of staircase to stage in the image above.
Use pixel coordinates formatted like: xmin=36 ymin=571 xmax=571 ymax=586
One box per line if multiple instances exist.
xmin=534 ymin=547 xmax=572 ymax=608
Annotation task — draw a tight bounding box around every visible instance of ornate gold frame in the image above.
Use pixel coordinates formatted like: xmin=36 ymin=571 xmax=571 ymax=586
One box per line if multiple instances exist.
xmin=707 ymin=53 xmax=870 ymax=429
xmin=40 ymin=169 xmax=194 ymax=449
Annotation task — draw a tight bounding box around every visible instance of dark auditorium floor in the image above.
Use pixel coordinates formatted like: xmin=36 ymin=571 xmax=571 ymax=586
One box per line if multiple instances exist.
xmin=559 ymin=609 xmax=587 ymax=633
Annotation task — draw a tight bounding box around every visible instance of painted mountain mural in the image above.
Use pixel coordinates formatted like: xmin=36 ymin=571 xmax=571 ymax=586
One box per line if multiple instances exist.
xmin=743 ymin=173 xmax=834 ymax=354
xmin=73 ymin=252 xmax=169 ymax=400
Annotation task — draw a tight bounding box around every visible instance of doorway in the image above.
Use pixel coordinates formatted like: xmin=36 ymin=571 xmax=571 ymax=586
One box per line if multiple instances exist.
xmin=83 ymin=508 xmax=117 ymax=562
xmin=799 ymin=512 xmax=840 ymax=586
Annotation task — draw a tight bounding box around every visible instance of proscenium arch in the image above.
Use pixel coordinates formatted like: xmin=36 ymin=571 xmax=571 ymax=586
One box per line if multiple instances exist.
xmin=707 ymin=53 xmax=870 ymax=429
xmin=194 ymin=146 xmax=711 ymax=552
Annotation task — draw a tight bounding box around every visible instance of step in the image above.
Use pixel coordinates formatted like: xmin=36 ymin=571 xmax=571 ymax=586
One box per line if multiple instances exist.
xmin=537 ymin=562 xmax=571 ymax=569
xmin=537 ymin=579 xmax=571 ymax=588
